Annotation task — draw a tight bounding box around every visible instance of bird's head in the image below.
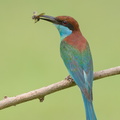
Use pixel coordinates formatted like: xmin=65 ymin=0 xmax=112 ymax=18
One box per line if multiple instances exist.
xmin=33 ymin=14 xmax=81 ymax=40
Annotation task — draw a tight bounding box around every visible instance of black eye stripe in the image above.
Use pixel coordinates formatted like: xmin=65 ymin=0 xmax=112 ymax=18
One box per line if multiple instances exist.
xmin=67 ymin=23 xmax=74 ymax=30
xmin=57 ymin=20 xmax=74 ymax=30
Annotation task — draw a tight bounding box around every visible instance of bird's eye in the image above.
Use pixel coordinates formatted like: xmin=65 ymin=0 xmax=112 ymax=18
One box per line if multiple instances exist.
xmin=62 ymin=21 xmax=67 ymax=25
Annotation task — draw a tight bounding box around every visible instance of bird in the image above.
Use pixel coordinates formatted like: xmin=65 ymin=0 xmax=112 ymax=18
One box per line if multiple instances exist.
xmin=34 ymin=14 xmax=97 ymax=120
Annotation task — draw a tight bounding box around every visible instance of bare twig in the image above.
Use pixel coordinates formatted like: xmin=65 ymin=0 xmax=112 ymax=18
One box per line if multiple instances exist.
xmin=0 ymin=66 xmax=120 ymax=110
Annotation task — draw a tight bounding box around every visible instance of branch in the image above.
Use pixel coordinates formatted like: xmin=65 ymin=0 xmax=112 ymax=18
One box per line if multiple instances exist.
xmin=0 ymin=66 xmax=120 ymax=110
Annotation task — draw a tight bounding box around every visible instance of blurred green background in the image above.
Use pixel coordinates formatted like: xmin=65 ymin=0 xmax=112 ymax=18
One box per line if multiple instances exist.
xmin=0 ymin=0 xmax=120 ymax=120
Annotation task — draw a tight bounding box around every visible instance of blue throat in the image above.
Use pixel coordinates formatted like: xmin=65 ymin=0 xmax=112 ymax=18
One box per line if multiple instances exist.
xmin=54 ymin=24 xmax=72 ymax=41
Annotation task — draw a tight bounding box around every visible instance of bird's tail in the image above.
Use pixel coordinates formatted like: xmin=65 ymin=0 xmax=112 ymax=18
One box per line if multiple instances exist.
xmin=82 ymin=94 xmax=97 ymax=120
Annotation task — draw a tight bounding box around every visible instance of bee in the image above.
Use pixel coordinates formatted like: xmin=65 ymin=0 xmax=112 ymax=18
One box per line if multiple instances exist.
xmin=32 ymin=12 xmax=45 ymax=23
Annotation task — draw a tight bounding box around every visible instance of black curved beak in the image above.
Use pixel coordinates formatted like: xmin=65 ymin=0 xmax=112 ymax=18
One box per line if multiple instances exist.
xmin=40 ymin=15 xmax=58 ymax=24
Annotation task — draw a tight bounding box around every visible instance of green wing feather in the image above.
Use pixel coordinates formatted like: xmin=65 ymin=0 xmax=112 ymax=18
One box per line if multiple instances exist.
xmin=60 ymin=41 xmax=93 ymax=100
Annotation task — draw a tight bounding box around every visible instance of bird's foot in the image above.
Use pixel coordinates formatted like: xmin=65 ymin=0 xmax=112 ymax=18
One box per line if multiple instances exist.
xmin=65 ymin=75 xmax=73 ymax=82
